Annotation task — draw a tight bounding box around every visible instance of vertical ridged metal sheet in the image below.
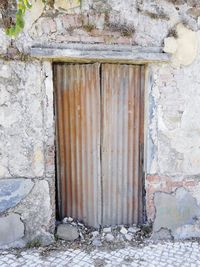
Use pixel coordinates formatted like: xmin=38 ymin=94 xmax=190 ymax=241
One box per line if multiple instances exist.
xmin=54 ymin=63 xmax=101 ymax=227
xmin=101 ymin=64 xmax=144 ymax=226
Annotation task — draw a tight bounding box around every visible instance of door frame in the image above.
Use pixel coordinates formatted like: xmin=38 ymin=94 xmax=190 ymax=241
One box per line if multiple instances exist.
xmin=31 ymin=43 xmax=170 ymax=225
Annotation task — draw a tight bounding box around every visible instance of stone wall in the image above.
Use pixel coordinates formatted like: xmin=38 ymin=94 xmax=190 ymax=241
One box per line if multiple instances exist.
xmin=146 ymin=51 xmax=200 ymax=239
xmin=0 ymin=60 xmax=55 ymax=247
xmin=1 ymin=0 xmax=200 ymax=245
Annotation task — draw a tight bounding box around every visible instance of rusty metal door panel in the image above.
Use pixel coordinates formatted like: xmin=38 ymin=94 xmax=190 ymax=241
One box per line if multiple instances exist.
xmin=54 ymin=63 xmax=101 ymax=227
xmin=101 ymin=64 xmax=144 ymax=226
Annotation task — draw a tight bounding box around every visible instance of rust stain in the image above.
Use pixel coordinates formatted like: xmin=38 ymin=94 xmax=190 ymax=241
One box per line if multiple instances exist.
xmin=54 ymin=63 xmax=145 ymax=227
xmin=54 ymin=63 xmax=101 ymax=227
xmin=101 ymin=64 xmax=145 ymax=225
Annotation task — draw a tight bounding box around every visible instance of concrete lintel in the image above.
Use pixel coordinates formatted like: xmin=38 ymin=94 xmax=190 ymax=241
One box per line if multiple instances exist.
xmin=30 ymin=43 xmax=170 ymax=63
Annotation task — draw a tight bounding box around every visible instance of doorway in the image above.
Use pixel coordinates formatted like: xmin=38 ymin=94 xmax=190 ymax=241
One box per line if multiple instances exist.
xmin=54 ymin=63 xmax=145 ymax=227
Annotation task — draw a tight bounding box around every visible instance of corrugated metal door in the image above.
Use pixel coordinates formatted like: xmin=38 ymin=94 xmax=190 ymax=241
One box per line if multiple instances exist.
xmin=54 ymin=63 xmax=144 ymax=227
xmin=101 ymin=64 xmax=144 ymax=225
xmin=54 ymin=63 xmax=101 ymax=227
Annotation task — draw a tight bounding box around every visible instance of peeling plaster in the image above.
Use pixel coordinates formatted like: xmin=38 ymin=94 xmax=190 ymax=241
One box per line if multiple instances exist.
xmin=164 ymin=23 xmax=199 ymax=67
xmin=154 ymin=187 xmax=200 ymax=238
xmin=54 ymin=0 xmax=80 ymax=11
xmin=24 ymin=0 xmax=45 ymax=31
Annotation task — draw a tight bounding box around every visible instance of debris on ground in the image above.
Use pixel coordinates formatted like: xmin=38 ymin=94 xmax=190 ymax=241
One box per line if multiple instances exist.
xmin=0 ymin=218 xmax=153 ymax=260
xmin=55 ymin=216 xmax=152 ymax=251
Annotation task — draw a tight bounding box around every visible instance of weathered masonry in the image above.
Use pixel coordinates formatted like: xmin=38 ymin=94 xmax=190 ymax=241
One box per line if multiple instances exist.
xmin=1 ymin=0 xmax=200 ymax=247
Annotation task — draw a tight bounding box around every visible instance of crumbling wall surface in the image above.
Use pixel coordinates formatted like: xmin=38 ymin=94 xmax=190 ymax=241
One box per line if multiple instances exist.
xmin=147 ymin=33 xmax=200 ymax=238
xmin=2 ymin=0 xmax=200 ymax=52
xmin=0 ymin=59 xmax=55 ymax=247
xmin=1 ymin=0 xmax=200 ymax=245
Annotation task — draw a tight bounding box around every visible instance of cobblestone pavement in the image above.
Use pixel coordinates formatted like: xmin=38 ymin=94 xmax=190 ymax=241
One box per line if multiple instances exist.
xmin=1 ymin=240 xmax=200 ymax=267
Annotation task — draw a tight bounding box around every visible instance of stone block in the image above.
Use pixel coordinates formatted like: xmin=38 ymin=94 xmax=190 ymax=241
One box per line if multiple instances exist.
xmin=56 ymin=224 xmax=79 ymax=241
xmin=0 ymin=213 xmax=24 ymax=246
xmin=0 ymin=179 xmax=34 ymax=213
xmin=15 ymin=180 xmax=52 ymax=240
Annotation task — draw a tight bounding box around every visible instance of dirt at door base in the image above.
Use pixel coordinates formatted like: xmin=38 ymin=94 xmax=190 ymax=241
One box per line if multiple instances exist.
xmin=55 ymin=216 xmax=153 ymax=249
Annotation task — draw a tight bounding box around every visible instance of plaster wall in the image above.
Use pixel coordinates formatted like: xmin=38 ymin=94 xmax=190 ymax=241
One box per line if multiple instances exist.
xmin=1 ymin=0 xmax=200 ymax=245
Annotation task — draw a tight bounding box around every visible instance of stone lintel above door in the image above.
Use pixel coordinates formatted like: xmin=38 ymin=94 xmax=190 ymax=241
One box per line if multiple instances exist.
xmin=30 ymin=43 xmax=170 ymax=64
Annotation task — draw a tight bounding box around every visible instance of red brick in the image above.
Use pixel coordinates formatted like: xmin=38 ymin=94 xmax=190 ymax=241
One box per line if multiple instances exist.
xmin=90 ymin=29 xmax=102 ymax=36
xmin=171 ymin=181 xmax=183 ymax=188
xmin=67 ymin=36 xmax=81 ymax=42
xmin=183 ymin=180 xmax=199 ymax=187
xmin=80 ymin=36 xmax=104 ymax=43
xmin=49 ymin=19 xmax=57 ymax=33
xmin=115 ymin=37 xmax=132 ymax=45
xmin=56 ymin=35 xmax=81 ymax=43
xmin=146 ymin=184 xmax=157 ymax=195
xmin=41 ymin=18 xmax=57 ymax=34
xmin=73 ymin=29 xmax=89 ymax=36
xmin=104 ymin=36 xmax=115 ymax=44
xmin=146 ymin=175 xmax=161 ymax=183
xmin=41 ymin=18 xmax=51 ymax=34
xmin=62 ymin=14 xmax=82 ymax=29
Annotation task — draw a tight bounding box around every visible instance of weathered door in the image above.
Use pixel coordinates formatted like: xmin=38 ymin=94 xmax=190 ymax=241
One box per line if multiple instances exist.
xmin=54 ymin=63 xmax=101 ymax=227
xmin=54 ymin=63 xmax=145 ymax=227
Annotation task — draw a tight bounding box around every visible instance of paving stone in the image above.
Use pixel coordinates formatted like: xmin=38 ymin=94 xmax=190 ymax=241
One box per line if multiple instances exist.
xmin=0 ymin=240 xmax=200 ymax=266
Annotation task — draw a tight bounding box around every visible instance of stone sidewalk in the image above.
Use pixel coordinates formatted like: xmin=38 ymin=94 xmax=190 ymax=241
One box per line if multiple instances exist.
xmin=0 ymin=240 xmax=200 ymax=267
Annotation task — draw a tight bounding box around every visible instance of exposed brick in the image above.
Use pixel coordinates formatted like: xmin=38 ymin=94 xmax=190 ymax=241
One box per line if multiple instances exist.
xmin=55 ymin=35 xmax=81 ymax=42
xmin=98 ymin=29 xmax=119 ymax=36
xmin=41 ymin=18 xmax=51 ymax=34
xmin=80 ymin=36 xmax=104 ymax=43
xmin=114 ymin=37 xmax=132 ymax=45
xmin=49 ymin=19 xmax=57 ymax=33
xmin=73 ymin=29 xmax=89 ymax=36
xmin=89 ymin=13 xmax=105 ymax=30
xmin=147 ymin=175 xmax=161 ymax=183
xmin=80 ymin=13 xmax=89 ymax=26
xmin=62 ymin=14 xmax=82 ymax=29
xmin=90 ymin=29 xmax=103 ymax=36
xmin=55 ymin=17 xmax=64 ymax=32
xmin=170 ymin=181 xmax=183 ymax=188
xmin=183 ymin=180 xmax=199 ymax=187
xmin=41 ymin=18 xmax=57 ymax=34
xmin=67 ymin=36 xmax=81 ymax=42
xmin=104 ymin=35 xmax=115 ymax=44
